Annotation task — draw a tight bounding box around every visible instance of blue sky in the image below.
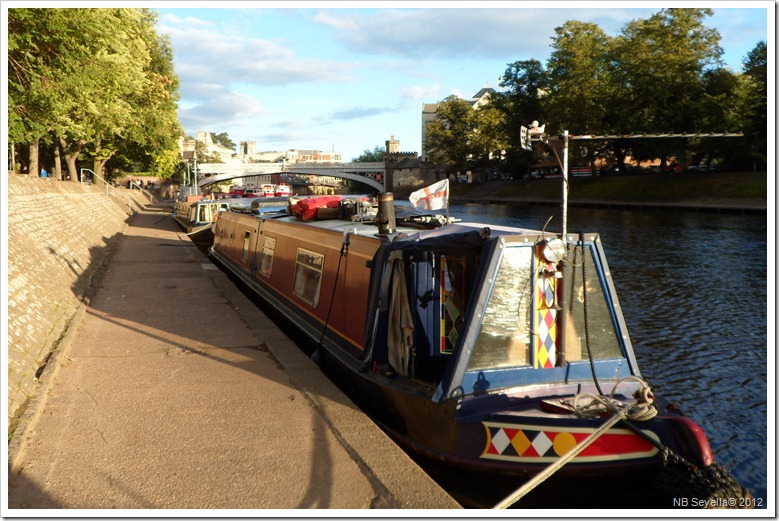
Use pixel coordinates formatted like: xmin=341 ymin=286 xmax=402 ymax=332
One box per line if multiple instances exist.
xmin=155 ymin=2 xmax=771 ymax=162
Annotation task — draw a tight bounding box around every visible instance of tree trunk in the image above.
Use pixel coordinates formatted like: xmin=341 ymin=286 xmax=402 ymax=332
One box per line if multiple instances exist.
xmin=59 ymin=136 xmax=84 ymax=181
xmin=29 ymin=139 xmax=39 ymax=177
xmin=93 ymin=158 xmax=108 ymax=186
xmin=91 ymin=138 xmax=112 ymax=187
xmin=53 ymin=136 xmax=63 ymax=180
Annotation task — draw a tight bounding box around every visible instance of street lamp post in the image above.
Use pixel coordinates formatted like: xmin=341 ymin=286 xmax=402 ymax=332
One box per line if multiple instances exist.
xmin=561 ymin=130 xmax=568 ymax=244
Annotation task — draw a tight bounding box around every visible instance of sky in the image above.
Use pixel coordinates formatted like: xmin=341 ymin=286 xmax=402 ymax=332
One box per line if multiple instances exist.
xmin=153 ymin=2 xmax=771 ymax=162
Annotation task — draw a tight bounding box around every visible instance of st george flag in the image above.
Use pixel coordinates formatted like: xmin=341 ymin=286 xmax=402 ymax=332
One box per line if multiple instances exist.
xmin=409 ymin=179 xmax=449 ymax=211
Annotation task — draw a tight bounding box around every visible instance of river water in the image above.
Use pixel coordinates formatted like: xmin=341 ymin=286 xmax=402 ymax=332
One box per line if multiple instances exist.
xmin=446 ymin=201 xmax=769 ymax=505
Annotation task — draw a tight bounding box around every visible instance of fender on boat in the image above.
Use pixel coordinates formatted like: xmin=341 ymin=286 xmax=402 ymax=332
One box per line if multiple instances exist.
xmin=665 ymin=416 xmax=714 ymax=467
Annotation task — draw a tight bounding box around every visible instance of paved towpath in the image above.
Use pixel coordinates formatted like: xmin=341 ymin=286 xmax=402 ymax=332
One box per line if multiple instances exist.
xmin=7 ymin=201 xmax=460 ymax=511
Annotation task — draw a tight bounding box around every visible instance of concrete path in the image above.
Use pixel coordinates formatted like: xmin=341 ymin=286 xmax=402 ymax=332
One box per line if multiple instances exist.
xmin=7 ymin=202 xmax=460 ymax=511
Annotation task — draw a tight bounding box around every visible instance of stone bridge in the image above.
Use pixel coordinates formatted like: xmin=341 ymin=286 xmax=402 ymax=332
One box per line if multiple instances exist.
xmin=195 ymin=162 xmax=386 ymax=192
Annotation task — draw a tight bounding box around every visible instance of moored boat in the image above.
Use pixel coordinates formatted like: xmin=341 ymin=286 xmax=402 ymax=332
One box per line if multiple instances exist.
xmin=275 ymin=183 xmax=291 ymax=197
xmin=208 ymin=191 xmax=751 ymax=508
xmin=261 ymin=183 xmax=276 ymax=197
xmin=173 ymin=195 xmax=223 ymax=233
xmin=173 ymin=195 xmax=231 ymax=250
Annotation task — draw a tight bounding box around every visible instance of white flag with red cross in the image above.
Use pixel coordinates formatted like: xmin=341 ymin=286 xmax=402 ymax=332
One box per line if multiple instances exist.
xmin=409 ymin=179 xmax=449 ymax=211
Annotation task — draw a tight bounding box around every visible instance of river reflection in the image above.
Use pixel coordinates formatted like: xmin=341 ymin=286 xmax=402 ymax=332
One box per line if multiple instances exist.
xmin=448 ymin=201 xmax=769 ymax=504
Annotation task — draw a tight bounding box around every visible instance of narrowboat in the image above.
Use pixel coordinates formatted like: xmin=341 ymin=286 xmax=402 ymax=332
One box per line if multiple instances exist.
xmin=173 ymin=196 xmax=284 ymax=248
xmin=173 ymin=196 xmax=223 ymax=233
xmin=208 ymin=193 xmax=750 ymax=509
xmin=173 ymin=196 xmax=230 ymax=250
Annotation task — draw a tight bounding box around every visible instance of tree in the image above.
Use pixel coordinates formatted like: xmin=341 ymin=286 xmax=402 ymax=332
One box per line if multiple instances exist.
xmin=470 ymin=101 xmax=509 ymax=173
xmin=8 ymin=8 xmax=84 ymax=177
xmin=544 ymin=21 xmax=613 ymax=170
xmin=608 ymin=8 xmax=723 ymax=169
xmin=8 ymin=8 xmax=181 ymax=182
xmin=496 ymin=59 xmax=548 ymax=174
xmin=109 ymin=10 xmax=182 ymax=180
xmin=424 ymin=96 xmax=480 ymax=177
xmin=353 ymin=146 xmax=385 ymax=162
xmin=211 ymin=132 xmax=236 ymax=151
xmin=739 ymin=41 xmax=767 ymax=169
xmin=545 ymin=21 xmax=611 ymax=133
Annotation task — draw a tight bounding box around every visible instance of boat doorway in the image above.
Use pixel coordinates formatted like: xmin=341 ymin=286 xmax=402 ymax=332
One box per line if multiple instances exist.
xmin=382 ymin=249 xmax=478 ymax=387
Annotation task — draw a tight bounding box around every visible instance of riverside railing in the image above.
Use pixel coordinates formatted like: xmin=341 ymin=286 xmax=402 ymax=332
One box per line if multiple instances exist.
xmin=79 ymin=168 xmax=156 ymax=214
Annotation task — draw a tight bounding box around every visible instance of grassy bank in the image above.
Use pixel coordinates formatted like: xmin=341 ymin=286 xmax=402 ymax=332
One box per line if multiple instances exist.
xmin=449 ymin=171 xmax=768 ymax=209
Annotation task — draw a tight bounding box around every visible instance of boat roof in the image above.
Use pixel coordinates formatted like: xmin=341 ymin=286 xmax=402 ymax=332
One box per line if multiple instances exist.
xmin=266 ymin=212 xmax=546 ymax=241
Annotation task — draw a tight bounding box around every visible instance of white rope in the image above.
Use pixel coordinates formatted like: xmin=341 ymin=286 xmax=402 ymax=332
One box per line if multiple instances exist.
xmin=574 ymin=376 xmax=658 ymax=422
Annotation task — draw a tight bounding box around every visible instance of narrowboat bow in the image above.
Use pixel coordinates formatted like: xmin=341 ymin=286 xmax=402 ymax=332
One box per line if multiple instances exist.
xmin=208 ymin=193 xmax=750 ymax=508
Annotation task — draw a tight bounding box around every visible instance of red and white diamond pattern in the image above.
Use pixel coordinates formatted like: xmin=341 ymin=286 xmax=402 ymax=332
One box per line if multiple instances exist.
xmin=535 ymin=274 xmax=556 ymax=368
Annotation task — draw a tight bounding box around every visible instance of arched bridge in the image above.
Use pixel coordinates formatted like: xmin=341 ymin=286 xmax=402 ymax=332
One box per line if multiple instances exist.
xmin=195 ymin=162 xmax=386 ymax=192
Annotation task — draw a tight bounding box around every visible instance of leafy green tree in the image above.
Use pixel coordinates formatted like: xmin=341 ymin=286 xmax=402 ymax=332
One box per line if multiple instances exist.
xmin=545 ymin=21 xmax=613 ymax=170
xmin=352 ymin=146 xmax=385 ymax=162
xmin=498 ymin=59 xmax=548 ymax=130
xmin=739 ymin=41 xmax=767 ymax=169
xmin=546 ymin=21 xmax=611 ymax=133
xmin=109 ymin=10 xmax=182 ymax=180
xmin=8 ymin=8 xmax=87 ymax=177
xmin=8 ymin=8 xmax=181 ymax=182
xmin=495 ymin=59 xmax=548 ymax=174
xmin=211 ymin=132 xmax=236 ymax=151
xmin=470 ymin=101 xmax=509 ymax=173
xmin=609 ymin=8 xmax=723 ymax=169
xmin=687 ymin=67 xmax=745 ymax=168
xmin=424 ymin=96 xmax=480 ymax=176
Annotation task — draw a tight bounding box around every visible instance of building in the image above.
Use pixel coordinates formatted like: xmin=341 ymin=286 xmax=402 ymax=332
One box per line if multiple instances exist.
xmin=196 ymin=131 xmax=236 ymax=162
xmin=180 ymin=131 xmax=344 ymax=166
xmin=382 ymin=136 xmax=433 ymax=197
xmin=285 ymin=149 xmax=342 ymax=164
xmin=421 ymin=86 xmax=497 ymax=162
xmin=179 ymin=132 xmax=237 ymax=163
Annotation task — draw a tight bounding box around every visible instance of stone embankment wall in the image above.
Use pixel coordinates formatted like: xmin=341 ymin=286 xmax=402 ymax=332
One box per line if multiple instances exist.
xmin=7 ymin=175 xmax=152 ymax=430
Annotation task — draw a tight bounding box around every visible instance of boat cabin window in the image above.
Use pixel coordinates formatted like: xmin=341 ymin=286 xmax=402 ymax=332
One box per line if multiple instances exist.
xmin=198 ymin=204 xmax=212 ymax=223
xmin=469 ymin=245 xmax=533 ymax=370
xmin=467 ymin=243 xmax=622 ymax=374
xmin=241 ymin=230 xmax=252 ymax=262
xmin=564 ymin=243 xmax=622 ymax=362
xmin=294 ymin=248 xmax=324 ymax=307
xmin=259 ymin=236 xmax=275 ymax=278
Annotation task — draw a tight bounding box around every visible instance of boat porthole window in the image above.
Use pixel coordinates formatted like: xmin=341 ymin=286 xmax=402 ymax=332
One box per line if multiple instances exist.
xmin=293 ymin=248 xmax=324 ymax=308
xmin=259 ymin=236 xmax=276 ymax=278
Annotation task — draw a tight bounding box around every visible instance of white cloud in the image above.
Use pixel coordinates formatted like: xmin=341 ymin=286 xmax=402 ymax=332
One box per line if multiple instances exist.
xmin=158 ymin=13 xmax=353 ymax=87
xmin=399 ymin=84 xmax=440 ymax=102
xmin=159 ymin=13 xmax=214 ymax=29
xmin=178 ymin=87 xmax=269 ymax=136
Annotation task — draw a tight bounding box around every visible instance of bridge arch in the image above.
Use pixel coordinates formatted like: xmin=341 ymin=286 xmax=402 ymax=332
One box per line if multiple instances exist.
xmin=195 ymin=162 xmax=386 ymax=192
